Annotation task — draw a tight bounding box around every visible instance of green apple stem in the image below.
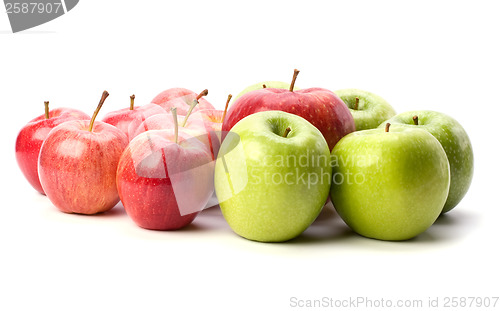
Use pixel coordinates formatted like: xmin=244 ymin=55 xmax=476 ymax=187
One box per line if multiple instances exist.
xmin=354 ymin=97 xmax=359 ymax=110
xmin=130 ymin=94 xmax=135 ymax=110
xmin=44 ymin=101 xmax=50 ymax=119
xmin=289 ymin=69 xmax=300 ymax=92
xmin=182 ymin=89 xmax=208 ymax=127
xmin=171 ymin=107 xmax=179 ymax=144
xmin=283 ymin=127 xmax=291 ymax=138
xmin=385 ymin=123 xmax=391 ymax=132
xmin=88 ymin=90 xmax=109 ymax=132
xmin=221 ymin=94 xmax=232 ymax=124
xmin=413 ymin=115 xmax=419 ymax=125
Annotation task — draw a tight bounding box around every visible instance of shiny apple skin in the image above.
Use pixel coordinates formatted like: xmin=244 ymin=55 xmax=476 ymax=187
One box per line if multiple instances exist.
xmin=222 ymin=88 xmax=355 ymax=150
xmin=101 ymin=103 xmax=166 ymax=141
xmin=38 ymin=120 xmax=128 ymax=214
xmin=151 ymin=88 xmax=215 ymax=115
xmin=15 ymin=108 xmax=90 ymax=194
xmin=116 ymin=130 xmax=214 ymax=230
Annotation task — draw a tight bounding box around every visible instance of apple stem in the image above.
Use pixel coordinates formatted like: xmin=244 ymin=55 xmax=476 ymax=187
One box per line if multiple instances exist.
xmin=222 ymin=94 xmax=232 ymax=124
xmin=171 ymin=107 xmax=179 ymax=144
xmin=262 ymin=84 xmax=267 ymax=88
xmin=354 ymin=97 xmax=359 ymax=110
xmin=130 ymin=94 xmax=135 ymax=110
xmin=283 ymin=127 xmax=291 ymax=138
xmin=88 ymin=91 xmax=109 ymax=132
xmin=413 ymin=115 xmax=419 ymax=125
xmin=182 ymin=89 xmax=207 ymax=127
xmin=289 ymin=69 xmax=300 ymax=92
xmin=385 ymin=123 xmax=391 ymax=132
xmin=44 ymin=101 xmax=50 ymax=119
xmin=196 ymin=89 xmax=209 ymax=101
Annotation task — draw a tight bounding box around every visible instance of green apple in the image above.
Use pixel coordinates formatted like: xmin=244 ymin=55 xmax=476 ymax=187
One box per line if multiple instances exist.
xmin=381 ymin=111 xmax=473 ymax=213
xmin=234 ymin=81 xmax=299 ymax=101
xmin=330 ymin=124 xmax=450 ymax=241
xmin=214 ymin=110 xmax=331 ymax=242
xmin=334 ymin=88 xmax=396 ymax=130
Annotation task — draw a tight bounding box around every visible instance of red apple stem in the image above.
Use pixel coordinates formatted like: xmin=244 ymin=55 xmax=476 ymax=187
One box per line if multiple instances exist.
xmin=354 ymin=97 xmax=359 ymax=110
xmin=413 ymin=115 xmax=419 ymax=125
xmin=130 ymin=94 xmax=135 ymax=110
xmin=88 ymin=91 xmax=109 ymax=132
xmin=182 ymin=89 xmax=207 ymax=127
xmin=44 ymin=101 xmax=50 ymax=119
xmin=171 ymin=107 xmax=179 ymax=144
xmin=289 ymin=69 xmax=300 ymax=92
xmin=283 ymin=127 xmax=292 ymax=138
xmin=262 ymin=84 xmax=267 ymax=88
xmin=385 ymin=123 xmax=391 ymax=132
xmin=196 ymin=89 xmax=209 ymax=101
xmin=221 ymin=94 xmax=232 ymax=124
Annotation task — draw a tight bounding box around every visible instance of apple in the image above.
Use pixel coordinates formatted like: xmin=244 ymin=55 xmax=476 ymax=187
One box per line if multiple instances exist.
xmin=38 ymin=91 xmax=128 ymax=214
xmin=234 ymin=81 xmax=299 ymax=101
xmin=215 ymin=110 xmax=332 ymax=242
xmin=116 ymin=108 xmax=214 ymax=230
xmin=129 ymin=99 xmax=210 ymax=150
xmin=222 ymin=69 xmax=355 ymax=150
xmin=334 ymin=88 xmax=396 ymax=130
xmin=380 ymin=111 xmax=473 ymax=213
xmin=330 ymin=123 xmax=450 ymax=241
xmin=151 ymin=88 xmax=214 ymax=115
xmin=193 ymin=94 xmax=233 ymax=159
xmin=101 ymin=94 xmax=166 ymax=141
xmin=15 ymin=101 xmax=90 ymax=194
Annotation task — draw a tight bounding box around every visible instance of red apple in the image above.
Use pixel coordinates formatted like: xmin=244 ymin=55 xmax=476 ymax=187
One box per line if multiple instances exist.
xmin=151 ymin=88 xmax=214 ymax=115
xmin=129 ymin=99 xmax=213 ymax=158
xmin=15 ymin=101 xmax=90 ymax=194
xmin=116 ymin=108 xmax=214 ymax=230
xmin=222 ymin=70 xmax=355 ymax=150
xmin=193 ymin=94 xmax=232 ymax=159
xmin=101 ymin=94 xmax=166 ymax=141
xmin=38 ymin=91 xmax=128 ymax=214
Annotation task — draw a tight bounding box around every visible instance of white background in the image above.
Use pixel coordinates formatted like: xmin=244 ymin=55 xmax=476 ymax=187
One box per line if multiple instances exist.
xmin=1 ymin=1 xmax=499 ymax=310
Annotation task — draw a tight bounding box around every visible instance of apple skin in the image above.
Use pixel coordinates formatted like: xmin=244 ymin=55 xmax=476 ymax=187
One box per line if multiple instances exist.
xmin=116 ymin=129 xmax=214 ymax=230
xmin=215 ymin=110 xmax=332 ymax=242
xmin=15 ymin=108 xmax=90 ymax=194
xmin=192 ymin=109 xmax=224 ymax=159
xmin=101 ymin=103 xmax=166 ymax=141
xmin=334 ymin=88 xmax=396 ymax=130
xmin=150 ymin=88 xmax=215 ymax=115
xmin=234 ymin=81 xmax=299 ymax=101
xmin=380 ymin=111 xmax=473 ymax=213
xmin=129 ymin=112 xmax=212 ymax=157
xmin=330 ymin=126 xmax=450 ymax=241
xmin=38 ymin=120 xmax=128 ymax=214
xmin=222 ymin=88 xmax=355 ymax=151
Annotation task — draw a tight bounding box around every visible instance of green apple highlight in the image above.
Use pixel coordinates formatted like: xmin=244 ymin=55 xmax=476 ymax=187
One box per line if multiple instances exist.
xmin=330 ymin=125 xmax=450 ymax=241
xmin=215 ymin=110 xmax=331 ymax=242
xmin=381 ymin=111 xmax=473 ymax=213
xmin=334 ymin=88 xmax=396 ymax=130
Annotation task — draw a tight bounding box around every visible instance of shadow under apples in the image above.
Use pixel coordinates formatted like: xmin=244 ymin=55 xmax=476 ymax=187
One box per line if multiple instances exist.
xmin=285 ymin=204 xmax=480 ymax=246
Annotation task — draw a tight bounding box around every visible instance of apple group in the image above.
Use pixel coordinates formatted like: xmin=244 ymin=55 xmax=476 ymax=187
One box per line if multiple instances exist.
xmin=15 ymin=69 xmax=474 ymax=242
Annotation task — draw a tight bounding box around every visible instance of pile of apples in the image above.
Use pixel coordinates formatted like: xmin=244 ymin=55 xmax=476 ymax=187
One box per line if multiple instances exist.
xmin=15 ymin=69 xmax=474 ymax=242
